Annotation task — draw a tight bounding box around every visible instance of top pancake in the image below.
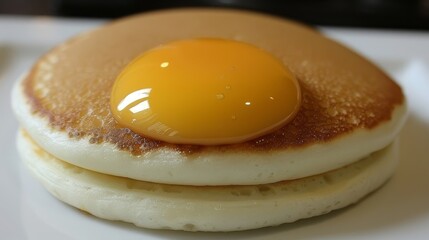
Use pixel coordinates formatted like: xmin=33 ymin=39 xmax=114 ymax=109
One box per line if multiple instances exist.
xmin=14 ymin=8 xmax=406 ymax=185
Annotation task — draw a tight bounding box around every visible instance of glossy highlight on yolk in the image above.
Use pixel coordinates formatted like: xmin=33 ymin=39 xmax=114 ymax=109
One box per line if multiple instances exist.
xmin=110 ymin=38 xmax=301 ymax=145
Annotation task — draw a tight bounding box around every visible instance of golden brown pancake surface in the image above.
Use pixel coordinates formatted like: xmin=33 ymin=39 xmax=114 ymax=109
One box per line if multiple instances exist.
xmin=23 ymin=8 xmax=404 ymax=155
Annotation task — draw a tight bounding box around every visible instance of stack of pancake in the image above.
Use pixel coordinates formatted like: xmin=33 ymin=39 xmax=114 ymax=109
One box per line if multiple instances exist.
xmin=12 ymin=9 xmax=406 ymax=232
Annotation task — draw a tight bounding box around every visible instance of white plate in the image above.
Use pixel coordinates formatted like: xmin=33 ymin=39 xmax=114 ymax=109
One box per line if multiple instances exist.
xmin=1 ymin=16 xmax=429 ymax=240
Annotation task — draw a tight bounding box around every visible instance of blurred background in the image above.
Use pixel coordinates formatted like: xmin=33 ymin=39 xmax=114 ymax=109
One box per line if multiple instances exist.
xmin=1 ymin=0 xmax=429 ymax=30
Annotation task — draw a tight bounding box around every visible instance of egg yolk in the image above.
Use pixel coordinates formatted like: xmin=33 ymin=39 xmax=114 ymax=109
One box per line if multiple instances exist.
xmin=110 ymin=38 xmax=301 ymax=145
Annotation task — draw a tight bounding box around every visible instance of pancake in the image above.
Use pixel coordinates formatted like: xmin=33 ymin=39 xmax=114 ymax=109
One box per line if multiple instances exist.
xmin=12 ymin=9 xmax=406 ymax=185
xmin=17 ymin=130 xmax=399 ymax=232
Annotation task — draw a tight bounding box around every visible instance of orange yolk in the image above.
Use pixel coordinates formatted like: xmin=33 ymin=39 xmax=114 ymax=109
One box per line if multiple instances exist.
xmin=110 ymin=38 xmax=301 ymax=145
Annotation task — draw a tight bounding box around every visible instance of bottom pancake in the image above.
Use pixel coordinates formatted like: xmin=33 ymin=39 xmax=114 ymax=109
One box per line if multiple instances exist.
xmin=17 ymin=130 xmax=398 ymax=232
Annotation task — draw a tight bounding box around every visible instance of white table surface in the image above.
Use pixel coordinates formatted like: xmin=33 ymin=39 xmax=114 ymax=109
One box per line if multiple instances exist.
xmin=1 ymin=15 xmax=429 ymax=240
